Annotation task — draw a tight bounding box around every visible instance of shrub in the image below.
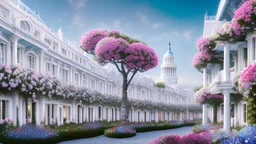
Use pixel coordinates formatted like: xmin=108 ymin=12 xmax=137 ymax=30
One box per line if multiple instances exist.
xmin=149 ymin=135 xmax=182 ymax=144
xmin=104 ymin=126 xmax=136 ymax=138
xmin=181 ymin=132 xmax=211 ymax=144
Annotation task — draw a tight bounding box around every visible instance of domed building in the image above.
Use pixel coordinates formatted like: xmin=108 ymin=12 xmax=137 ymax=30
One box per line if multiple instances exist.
xmin=160 ymin=42 xmax=178 ymax=85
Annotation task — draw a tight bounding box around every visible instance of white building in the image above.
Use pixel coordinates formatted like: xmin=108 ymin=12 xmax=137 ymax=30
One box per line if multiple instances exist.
xmin=0 ymin=0 xmax=200 ymax=126
xmin=198 ymin=0 xmax=247 ymax=131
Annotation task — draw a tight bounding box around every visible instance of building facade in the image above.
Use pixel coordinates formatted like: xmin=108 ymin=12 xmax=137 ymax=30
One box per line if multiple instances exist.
xmin=0 ymin=0 xmax=200 ymax=126
xmin=198 ymin=0 xmax=247 ymax=131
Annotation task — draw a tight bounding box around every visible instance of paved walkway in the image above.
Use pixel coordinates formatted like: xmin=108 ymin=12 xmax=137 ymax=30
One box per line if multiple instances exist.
xmin=59 ymin=126 xmax=194 ymax=144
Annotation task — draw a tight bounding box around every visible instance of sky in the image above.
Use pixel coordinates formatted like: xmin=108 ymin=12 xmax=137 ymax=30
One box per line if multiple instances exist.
xmin=22 ymin=0 xmax=220 ymax=91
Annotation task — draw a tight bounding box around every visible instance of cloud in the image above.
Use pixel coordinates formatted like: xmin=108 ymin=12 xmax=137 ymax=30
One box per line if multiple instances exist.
xmin=171 ymin=30 xmax=193 ymax=42
xmin=137 ymin=11 xmax=147 ymax=24
xmin=72 ymin=14 xmax=85 ymax=28
xmin=152 ymin=22 xmax=163 ymax=29
xmin=178 ymin=74 xmax=202 ymax=90
xmin=183 ymin=30 xmax=193 ymax=42
xmin=68 ymin=0 xmax=86 ymax=10
xmin=114 ymin=20 xmax=121 ymax=28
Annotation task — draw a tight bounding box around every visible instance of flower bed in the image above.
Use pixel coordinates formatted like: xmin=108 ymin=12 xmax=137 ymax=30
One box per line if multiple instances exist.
xmin=151 ymin=125 xmax=256 ymax=144
xmin=104 ymin=126 xmax=136 ymax=138
xmin=192 ymin=124 xmax=222 ymax=133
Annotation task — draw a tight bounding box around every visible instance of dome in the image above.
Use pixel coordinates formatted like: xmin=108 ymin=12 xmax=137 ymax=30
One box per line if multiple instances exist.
xmin=164 ymin=49 xmax=174 ymax=56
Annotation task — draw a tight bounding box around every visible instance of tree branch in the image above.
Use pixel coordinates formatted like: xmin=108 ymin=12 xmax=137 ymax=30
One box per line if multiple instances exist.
xmin=113 ymin=62 xmax=122 ymax=73
xmin=127 ymin=69 xmax=138 ymax=86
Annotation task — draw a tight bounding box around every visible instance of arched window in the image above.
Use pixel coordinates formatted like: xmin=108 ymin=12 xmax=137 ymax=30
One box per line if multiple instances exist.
xmin=27 ymin=54 xmax=36 ymax=69
xmin=20 ymin=20 xmax=30 ymax=32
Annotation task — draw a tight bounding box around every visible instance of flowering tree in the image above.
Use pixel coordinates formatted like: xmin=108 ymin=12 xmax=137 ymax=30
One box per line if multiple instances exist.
xmin=80 ymin=30 xmax=158 ymax=120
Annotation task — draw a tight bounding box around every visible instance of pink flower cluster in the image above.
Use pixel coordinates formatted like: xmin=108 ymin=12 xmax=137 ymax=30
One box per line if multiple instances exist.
xmin=82 ymin=29 xmax=158 ymax=72
xmin=149 ymin=135 xmax=182 ymax=144
xmin=95 ymin=37 xmax=129 ymax=63
xmin=181 ymin=132 xmax=211 ymax=144
xmin=239 ymin=64 xmax=256 ymax=94
xmin=150 ymin=132 xmax=211 ymax=144
xmin=194 ymin=88 xmax=223 ymax=104
xmin=196 ymin=37 xmax=213 ymax=51
xmin=215 ymin=22 xmax=234 ymax=38
xmin=192 ymin=49 xmax=212 ymax=68
xmin=80 ymin=30 xmax=108 ymax=54
xmin=125 ymin=43 xmax=158 ymax=71
xmin=232 ymin=0 xmax=256 ymax=35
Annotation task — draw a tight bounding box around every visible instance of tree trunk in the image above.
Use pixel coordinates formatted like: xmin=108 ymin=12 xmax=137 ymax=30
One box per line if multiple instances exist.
xmin=32 ymin=102 xmax=36 ymax=125
xmin=213 ymin=104 xmax=217 ymax=124
xmin=121 ymin=75 xmax=129 ymax=121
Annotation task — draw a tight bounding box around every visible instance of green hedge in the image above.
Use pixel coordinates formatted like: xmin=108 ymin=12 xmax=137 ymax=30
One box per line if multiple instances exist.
xmin=0 ymin=126 xmax=111 ymax=144
xmin=0 ymin=123 xmax=196 ymax=143
xmin=104 ymin=130 xmax=136 ymax=138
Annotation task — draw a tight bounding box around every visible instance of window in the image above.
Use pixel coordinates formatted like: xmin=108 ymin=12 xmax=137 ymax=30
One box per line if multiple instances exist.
xmin=27 ymin=54 xmax=35 ymax=69
xmin=80 ymin=58 xmax=82 ymax=64
xmin=74 ymin=73 xmax=79 ymax=85
xmin=75 ymin=56 xmax=78 ymax=62
xmin=53 ymin=42 xmax=58 ymax=50
xmin=0 ymin=9 xmax=6 ymax=18
xmin=60 ymin=67 xmax=68 ymax=84
xmin=34 ymin=31 xmax=40 ymax=39
xmin=44 ymin=38 xmax=51 ymax=45
xmin=46 ymin=63 xmax=50 ymax=72
xmin=20 ymin=20 xmax=30 ymax=32
xmin=0 ymin=44 xmax=5 ymax=64
xmin=17 ymin=47 xmax=20 ymax=64
xmin=62 ymin=48 xmax=67 ymax=56
xmin=83 ymin=74 xmax=87 ymax=86
xmin=52 ymin=65 xmax=56 ymax=76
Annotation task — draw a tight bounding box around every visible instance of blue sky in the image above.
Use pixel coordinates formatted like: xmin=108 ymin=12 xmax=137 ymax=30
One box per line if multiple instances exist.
xmin=22 ymin=0 xmax=220 ymax=91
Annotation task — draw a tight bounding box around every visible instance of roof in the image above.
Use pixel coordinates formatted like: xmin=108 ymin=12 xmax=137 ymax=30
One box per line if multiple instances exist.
xmin=215 ymin=0 xmax=244 ymax=21
xmin=164 ymin=49 xmax=174 ymax=56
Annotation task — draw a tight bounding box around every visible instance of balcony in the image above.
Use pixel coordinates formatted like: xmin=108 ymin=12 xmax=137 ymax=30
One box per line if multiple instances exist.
xmin=208 ymin=69 xmax=236 ymax=94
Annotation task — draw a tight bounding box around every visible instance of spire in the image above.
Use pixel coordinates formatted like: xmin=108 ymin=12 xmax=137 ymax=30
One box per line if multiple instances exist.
xmin=168 ymin=41 xmax=171 ymax=50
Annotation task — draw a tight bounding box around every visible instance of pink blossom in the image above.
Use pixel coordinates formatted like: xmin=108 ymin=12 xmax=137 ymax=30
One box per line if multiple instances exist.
xmin=80 ymin=30 xmax=108 ymax=54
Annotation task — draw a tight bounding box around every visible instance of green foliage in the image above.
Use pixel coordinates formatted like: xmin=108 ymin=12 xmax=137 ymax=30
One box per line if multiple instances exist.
xmin=194 ymin=85 xmax=203 ymax=92
xmin=246 ymin=85 xmax=256 ymax=124
xmin=108 ymin=32 xmax=146 ymax=45
xmin=154 ymin=82 xmax=165 ymax=88
xmin=230 ymin=93 xmax=243 ymax=104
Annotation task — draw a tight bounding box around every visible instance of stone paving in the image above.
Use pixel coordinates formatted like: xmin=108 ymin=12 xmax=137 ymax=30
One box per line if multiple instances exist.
xmin=59 ymin=126 xmax=194 ymax=144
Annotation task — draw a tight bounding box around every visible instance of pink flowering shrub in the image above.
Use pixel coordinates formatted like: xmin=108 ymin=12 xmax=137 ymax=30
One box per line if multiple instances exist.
xmin=149 ymin=135 xmax=182 ymax=144
xmin=215 ymin=22 xmax=245 ymax=42
xmin=80 ymin=30 xmax=108 ymax=54
xmin=192 ymin=49 xmax=222 ymax=70
xmin=232 ymin=0 xmax=256 ymax=35
xmin=181 ymin=132 xmax=211 ymax=144
xmin=239 ymin=64 xmax=256 ymax=95
xmin=196 ymin=37 xmax=215 ymax=51
xmin=194 ymin=87 xmax=223 ymax=105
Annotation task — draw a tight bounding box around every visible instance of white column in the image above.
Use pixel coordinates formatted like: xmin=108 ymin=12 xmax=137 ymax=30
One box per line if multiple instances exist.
xmin=155 ymin=110 xmax=158 ymax=122
xmin=186 ymin=109 xmax=189 ymax=120
xmin=56 ymin=104 xmax=60 ymax=126
xmin=202 ymin=67 xmax=208 ymax=125
xmin=223 ymin=90 xmax=230 ymax=132
xmin=72 ymin=102 xmax=76 ymax=123
xmin=248 ymin=38 xmax=252 ymax=65
xmin=11 ymin=92 xmax=19 ymax=126
xmin=39 ymin=97 xmax=45 ymax=125
xmin=237 ymin=48 xmax=241 ymax=71
xmin=234 ymin=104 xmax=237 ymax=127
xmin=241 ymin=48 xmax=244 ymax=69
xmin=49 ymin=104 xmax=52 ymax=124
xmin=223 ymin=44 xmax=230 ymax=81
xmin=6 ymin=43 xmax=11 ymax=65
xmin=10 ymin=35 xmax=19 ymax=65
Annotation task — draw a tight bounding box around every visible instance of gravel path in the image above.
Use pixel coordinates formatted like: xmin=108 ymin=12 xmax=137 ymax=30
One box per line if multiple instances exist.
xmin=59 ymin=126 xmax=193 ymax=144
